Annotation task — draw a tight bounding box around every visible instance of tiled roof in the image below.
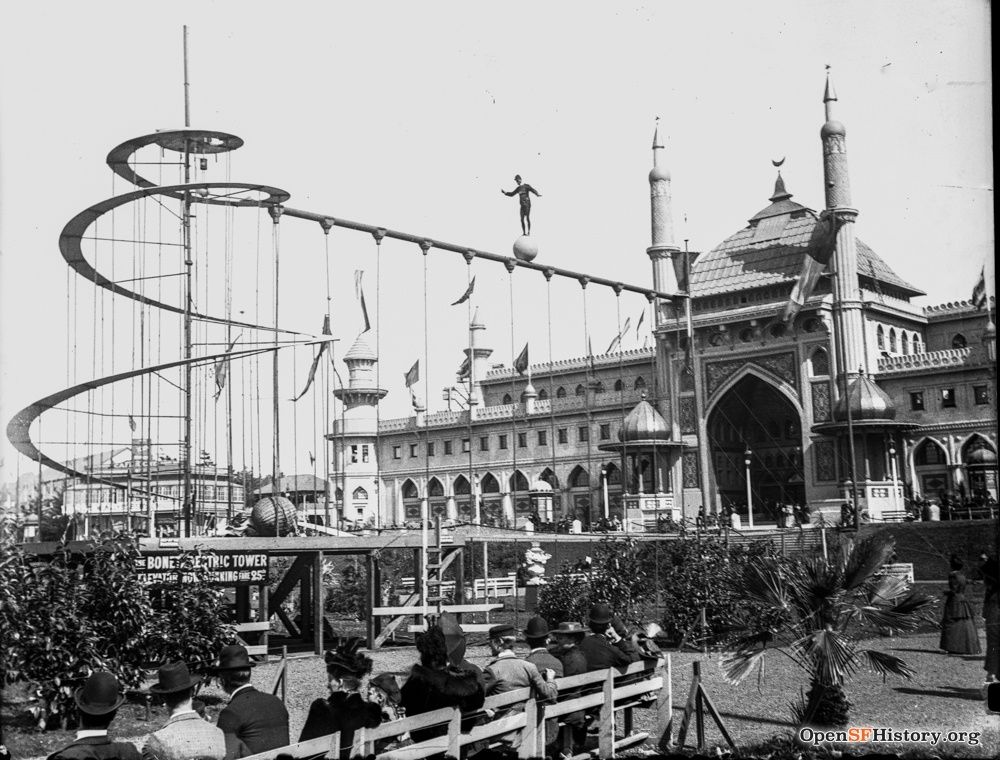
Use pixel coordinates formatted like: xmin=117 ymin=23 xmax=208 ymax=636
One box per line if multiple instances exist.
xmin=691 ymin=206 xmax=923 ymax=299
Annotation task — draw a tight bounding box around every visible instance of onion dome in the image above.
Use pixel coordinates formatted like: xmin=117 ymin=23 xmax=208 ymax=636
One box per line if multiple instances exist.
xmin=821 ymin=67 xmax=846 ymax=138
xmin=619 ymin=393 xmax=672 ymax=442
xmin=821 ymin=120 xmax=846 ymax=138
xmin=966 ymin=446 xmax=997 ymax=467
xmin=344 ymin=332 xmax=376 ymax=362
xmin=833 ymin=372 xmax=896 ymax=422
xmin=984 ymin=321 xmax=996 ymax=338
xmin=521 ymin=381 xmax=538 ymax=401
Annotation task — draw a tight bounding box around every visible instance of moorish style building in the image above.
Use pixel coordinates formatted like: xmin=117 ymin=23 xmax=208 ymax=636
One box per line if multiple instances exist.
xmin=328 ymin=72 xmax=996 ymax=529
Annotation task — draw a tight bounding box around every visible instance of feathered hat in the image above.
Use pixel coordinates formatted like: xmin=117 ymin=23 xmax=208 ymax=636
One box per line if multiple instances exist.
xmin=324 ymin=636 xmax=373 ymax=678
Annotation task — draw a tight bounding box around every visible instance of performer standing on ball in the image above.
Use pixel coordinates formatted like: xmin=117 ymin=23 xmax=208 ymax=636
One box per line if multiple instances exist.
xmin=502 ymin=175 xmax=541 ymax=235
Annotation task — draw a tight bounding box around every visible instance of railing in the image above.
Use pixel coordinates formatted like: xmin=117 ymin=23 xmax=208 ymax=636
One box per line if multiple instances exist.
xmin=242 ymin=657 xmax=669 ymax=760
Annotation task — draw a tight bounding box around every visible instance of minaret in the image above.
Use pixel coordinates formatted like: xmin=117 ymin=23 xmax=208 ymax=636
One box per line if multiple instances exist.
xmin=647 ymin=119 xmax=681 ymax=307
xmin=466 ymin=308 xmax=493 ymax=410
xmin=330 ymin=332 xmax=387 ymax=525
xmin=822 ymin=67 xmax=865 ymax=379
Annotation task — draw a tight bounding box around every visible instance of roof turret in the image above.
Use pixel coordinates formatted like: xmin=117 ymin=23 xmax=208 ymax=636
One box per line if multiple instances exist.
xmin=619 ymin=393 xmax=672 ymax=442
xmin=833 ymin=371 xmax=896 ymax=422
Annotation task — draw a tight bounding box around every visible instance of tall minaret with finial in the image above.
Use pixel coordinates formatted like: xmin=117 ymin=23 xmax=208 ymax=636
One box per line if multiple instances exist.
xmin=648 ymin=118 xmax=681 ymax=309
xmin=822 ymin=67 xmax=866 ymax=378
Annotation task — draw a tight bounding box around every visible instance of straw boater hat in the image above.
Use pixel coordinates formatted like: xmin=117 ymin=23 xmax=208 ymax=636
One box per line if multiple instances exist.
xmin=553 ymin=621 xmax=587 ymax=638
xmin=74 ymin=672 xmax=126 ymax=715
xmin=150 ymin=662 xmax=202 ymax=694
xmin=489 ymin=623 xmax=516 ymax=640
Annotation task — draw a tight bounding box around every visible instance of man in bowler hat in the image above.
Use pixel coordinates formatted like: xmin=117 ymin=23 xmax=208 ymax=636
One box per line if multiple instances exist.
xmin=47 ymin=672 xmax=140 ymax=760
xmin=143 ymin=662 xmax=246 ymax=760
xmin=214 ymin=645 xmax=289 ymax=754
xmin=524 ymin=617 xmax=564 ymax=751
xmin=578 ymin=603 xmax=641 ymax=671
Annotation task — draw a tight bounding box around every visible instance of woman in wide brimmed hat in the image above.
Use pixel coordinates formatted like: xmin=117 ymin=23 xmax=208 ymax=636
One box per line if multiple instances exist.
xmin=299 ymin=637 xmax=383 ymax=759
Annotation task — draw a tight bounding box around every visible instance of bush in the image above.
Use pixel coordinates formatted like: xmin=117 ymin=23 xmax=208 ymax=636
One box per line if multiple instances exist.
xmin=1 ymin=534 xmax=237 ymax=729
xmin=535 ymin=566 xmax=592 ymax=626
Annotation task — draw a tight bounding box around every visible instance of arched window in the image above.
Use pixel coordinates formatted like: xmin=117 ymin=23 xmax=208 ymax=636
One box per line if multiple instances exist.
xmin=556 ymin=386 xmax=567 ymax=399
xmin=353 ymin=487 xmax=369 ymax=501
xmin=876 ymin=325 xmax=885 ymax=351
xmin=809 ymin=348 xmax=829 ymax=376
xmin=952 ymin=334 xmax=967 ymax=349
xmin=539 ymin=467 xmax=559 ymax=488
xmin=538 ymin=388 xmax=549 ymax=400
xmin=453 ymin=475 xmax=470 ymax=495
xmin=614 ymin=379 xmax=624 ymax=392
xmin=901 ymin=332 xmax=909 ymax=355
xmin=335 ymin=488 xmax=344 ymax=501
xmin=603 ymin=463 xmax=622 ymax=485
xmin=634 ymin=376 xmax=647 ymax=391
xmin=509 ymin=471 xmax=529 ymax=492
xmin=888 ymin=328 xmax=897 ymax=353
xmin=428 ymin=478 xmax=444 ymax=497
xmin=502 ymin=393 xmax=512 ymax=404
xmin=915 ymin=439 xmax=946 ymax=466
xmin=480 ymin=473 xmax=500 ymax=493
xmin=575 ymin=384 xmax=585 ymax=397
xmin=593 ymin=381 xmax=605 ymax=394
xmin=568 ymin=465 xmax=589 ymax=488
xmin=402 ymin=480 xmax=419 ymax=499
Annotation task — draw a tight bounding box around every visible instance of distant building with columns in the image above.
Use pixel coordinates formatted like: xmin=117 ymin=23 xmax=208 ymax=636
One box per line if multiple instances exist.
xmin=327 ymin=72 xmax=995 ymax=529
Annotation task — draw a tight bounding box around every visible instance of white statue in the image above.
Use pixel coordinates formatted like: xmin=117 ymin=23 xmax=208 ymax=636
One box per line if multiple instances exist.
xmin=523 ymin=541 xmax=552 ymax=585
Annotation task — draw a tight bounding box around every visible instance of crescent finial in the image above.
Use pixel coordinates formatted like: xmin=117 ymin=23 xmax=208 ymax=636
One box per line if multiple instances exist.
xmin=772 ymin=157 xmax=785 ymax=168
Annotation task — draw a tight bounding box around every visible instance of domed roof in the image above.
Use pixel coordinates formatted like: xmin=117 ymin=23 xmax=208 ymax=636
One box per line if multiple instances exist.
xmin=619 ymin=395 xmax=672 ymax=442
xmin=529 ymin=479 xmax=553 ymax=492
xmin=689 ymin=172 xmax=924 ymax=300
xmin=833 ymin=372 xmax=896 ymax=422
xmin=966 ymin=446 xmax=997 ymax=466
xmin=344 ymin=333 xmax=376 ymax=362
xmin=821 ymin=120 xmax=846 ymax=138
xmin=521 ymin=382 xmax=538 ymax=399
xmin=649 ymin=166 xmax=671 ymax=183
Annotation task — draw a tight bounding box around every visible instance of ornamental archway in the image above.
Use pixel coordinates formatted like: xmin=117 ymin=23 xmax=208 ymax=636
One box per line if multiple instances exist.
xmin=706 ymin=373 xmax=805 ymax=522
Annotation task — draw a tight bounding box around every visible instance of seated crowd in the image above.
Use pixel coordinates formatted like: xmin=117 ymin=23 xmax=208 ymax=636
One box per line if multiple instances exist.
xmin=47 ymin=602 xmax=656 ymax=760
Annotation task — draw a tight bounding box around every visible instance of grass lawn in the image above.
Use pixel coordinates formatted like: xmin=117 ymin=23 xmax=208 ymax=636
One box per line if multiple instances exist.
xmin=5 ymin=630 xmax=997 ymax=759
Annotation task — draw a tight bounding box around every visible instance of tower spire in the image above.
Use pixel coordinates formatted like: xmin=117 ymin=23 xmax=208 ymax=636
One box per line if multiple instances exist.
xmin=647 ymin=117 xmax=678 ymax=297
xmin=823 ymin=64 xmax=838 ymax=120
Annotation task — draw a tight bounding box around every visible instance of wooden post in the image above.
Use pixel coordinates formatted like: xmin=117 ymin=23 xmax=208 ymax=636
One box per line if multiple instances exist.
xmin=367 ymin=551 xmax=377 ymax=649
xmin=413 ymin=547 xmax=423 ymax=626
xmin=454 ymin=545 xmax=465 ymax=623
xmin=258 ymin=578 xmax=269 ymax=658
xmin=445 ymin=708 xmax=462 ymax=760
xmin=299 ymin=560 xmax=313 ymax=645
xmin=281 ymin=645 xmax=288 ymax=704
xmin=694 ymin=661 xmax=705 ymax=750
xmin=821 ymin=523 xmax=828 ymax=561
xmin=483 ymin=540 xmax=491 ymax=623
xmin=598 ymin=668 xmax=616 ymax=758
xmin=313 ymin=550 xmax=324 ymax=656
xmin=656 ymin=654 xmax=673 ymax=750
xmin=518 ymin=695 xmax=542 ymax=760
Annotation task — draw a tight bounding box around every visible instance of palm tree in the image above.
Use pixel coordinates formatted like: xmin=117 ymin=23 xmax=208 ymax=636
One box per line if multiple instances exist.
xmin=722 ymin=534 xmax=936 ymax=726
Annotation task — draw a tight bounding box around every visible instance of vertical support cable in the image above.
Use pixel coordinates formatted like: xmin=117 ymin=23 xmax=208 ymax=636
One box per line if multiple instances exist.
xmin=463 ymin=251 xmax=477 ymax=526
xmin=580 ymin=276 xmax=594 ymax=529
xmin=321 ymin=220 xmax=333 ymax=528
xmin=544 ymin=270 xmax=558 ymax=521
xmin=374 ymin=230 xmax=385 ymax=529
xmin=419 ymin=240 xmax=432 ymax=613
xmin=269 ymin=205 xmax=284 ymax=536
xmin=506 ymin=261 xmax=519 ymax=529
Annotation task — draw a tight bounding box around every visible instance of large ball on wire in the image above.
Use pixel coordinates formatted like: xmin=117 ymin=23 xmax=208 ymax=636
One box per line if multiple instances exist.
xmin=250 ymin=496 xmax=297 ymax=536
xmin=512 ymin=235 xmax=539 ymax=262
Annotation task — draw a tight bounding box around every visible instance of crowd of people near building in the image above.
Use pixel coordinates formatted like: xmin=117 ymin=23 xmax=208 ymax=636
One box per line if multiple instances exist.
xmin=44 ymin=602 xmax=658 ymax=760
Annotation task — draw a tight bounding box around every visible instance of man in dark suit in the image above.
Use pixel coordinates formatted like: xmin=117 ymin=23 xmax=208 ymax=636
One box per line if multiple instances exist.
xmin=551 ymin=621 xmax=590 ymax=753
xmin=523 ymin=617 xmax=564 ymax=753
xmin=578 ymin=603 xmax=641 ymax=671
xmin=47 ymin=672 xmax=141 ymax=760
xmin=214 ymin=645 xmax=289 ymax=754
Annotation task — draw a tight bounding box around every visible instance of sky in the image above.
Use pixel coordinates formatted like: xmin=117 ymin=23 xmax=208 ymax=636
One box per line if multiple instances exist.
xmin=0 ymin=0 xmax=992 ymax=484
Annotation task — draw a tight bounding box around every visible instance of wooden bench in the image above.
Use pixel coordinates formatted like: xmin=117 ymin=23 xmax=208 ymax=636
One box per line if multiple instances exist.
xmin=241 ymin=658 xmax=670 ymax=760
xmin=878 ymin=510 xmax=910 ymax=522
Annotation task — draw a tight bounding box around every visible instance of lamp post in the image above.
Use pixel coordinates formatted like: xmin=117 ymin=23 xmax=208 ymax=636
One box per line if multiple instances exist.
xmin=744 ymin=445 xmax=754 ymax=528
xmin=601 ymin=466 xmax=610 ymax=521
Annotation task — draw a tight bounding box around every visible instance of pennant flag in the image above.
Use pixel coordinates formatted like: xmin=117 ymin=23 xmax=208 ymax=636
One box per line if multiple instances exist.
xmin=514 ymin=343 xmax=529 ymax=375
xmin=972 ymin=266 xmax=988 ymax=310
xmin=404 ymin=360 xmax=420 ymax=388
xmin=457 ymin=355 xmax=471 ymax=379
xmin=355 ymin=270 xmax=371 ymax=332
xmin=214 ymin=334 xmax=241 ymax=400
xmin=309 ymin=451 xmax=315 ymax=466
xmin=606 ymin=317 xmax=632 ymax=353
xmin=635 ymin=309 xmax=645 ymax=340
xmin=292 ymin=320 xmax=332 ymax=402
xmin=128 ymin=415 xmax=137 ymax=433
xmin=451 ymin=277 xmax=476 ymax=306
xmin=782 ymin=211 xmax=841 ymax=322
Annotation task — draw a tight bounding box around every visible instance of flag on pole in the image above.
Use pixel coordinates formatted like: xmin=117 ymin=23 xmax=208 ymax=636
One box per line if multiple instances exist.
xmin=292 ymin=319 xmax=336 ymax=402
xmin=782 ymin=211 xmax=841 ymax=322
xmin=635 ymin=309 xmax=645 ymax=341
xmin=514 ymin=343 xmax=529 ymax=375
xmin=605 ymin=317 xmax=632 ymax=353
xmin=457 ymin=355 xmax=471 ymax=379
xmin=451 ymin=277 xmax=476 ymax=306
xmin=355 ymin=270 xmax=372 ymax=332
xmin=214 ymin=334 xmax=241 ymax=400
xmin=128 ymin=415 xmax=136 ymax=433
xmin=972 ymin=266 xmax=988 ymax=310
xmin=405 ymin=359 xmax=420 ymax=410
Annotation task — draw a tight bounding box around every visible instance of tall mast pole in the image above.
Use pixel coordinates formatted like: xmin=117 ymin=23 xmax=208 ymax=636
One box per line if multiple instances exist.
xmin=181 ymin=25 xmax=195 ymax=537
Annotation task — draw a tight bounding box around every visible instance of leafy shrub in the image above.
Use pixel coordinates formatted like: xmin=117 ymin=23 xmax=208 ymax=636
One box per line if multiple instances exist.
xmin=324 ymin=560 xmax=368 ymax=619
xmin=535 ymin=565 xmax=592 ymax=626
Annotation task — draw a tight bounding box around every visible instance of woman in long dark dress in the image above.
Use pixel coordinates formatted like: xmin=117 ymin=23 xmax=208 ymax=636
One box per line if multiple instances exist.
xmin=299 ymin=638 xmax=383 ymax=758
xmin=981 ymin=555 xmax=1000 ymax=679
xmin=939 ymin=555 xmax=982 ymax=654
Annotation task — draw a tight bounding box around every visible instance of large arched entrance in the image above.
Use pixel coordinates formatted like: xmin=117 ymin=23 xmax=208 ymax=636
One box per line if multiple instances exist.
xmin=707 ymin=374 xmax=804 ymax=521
